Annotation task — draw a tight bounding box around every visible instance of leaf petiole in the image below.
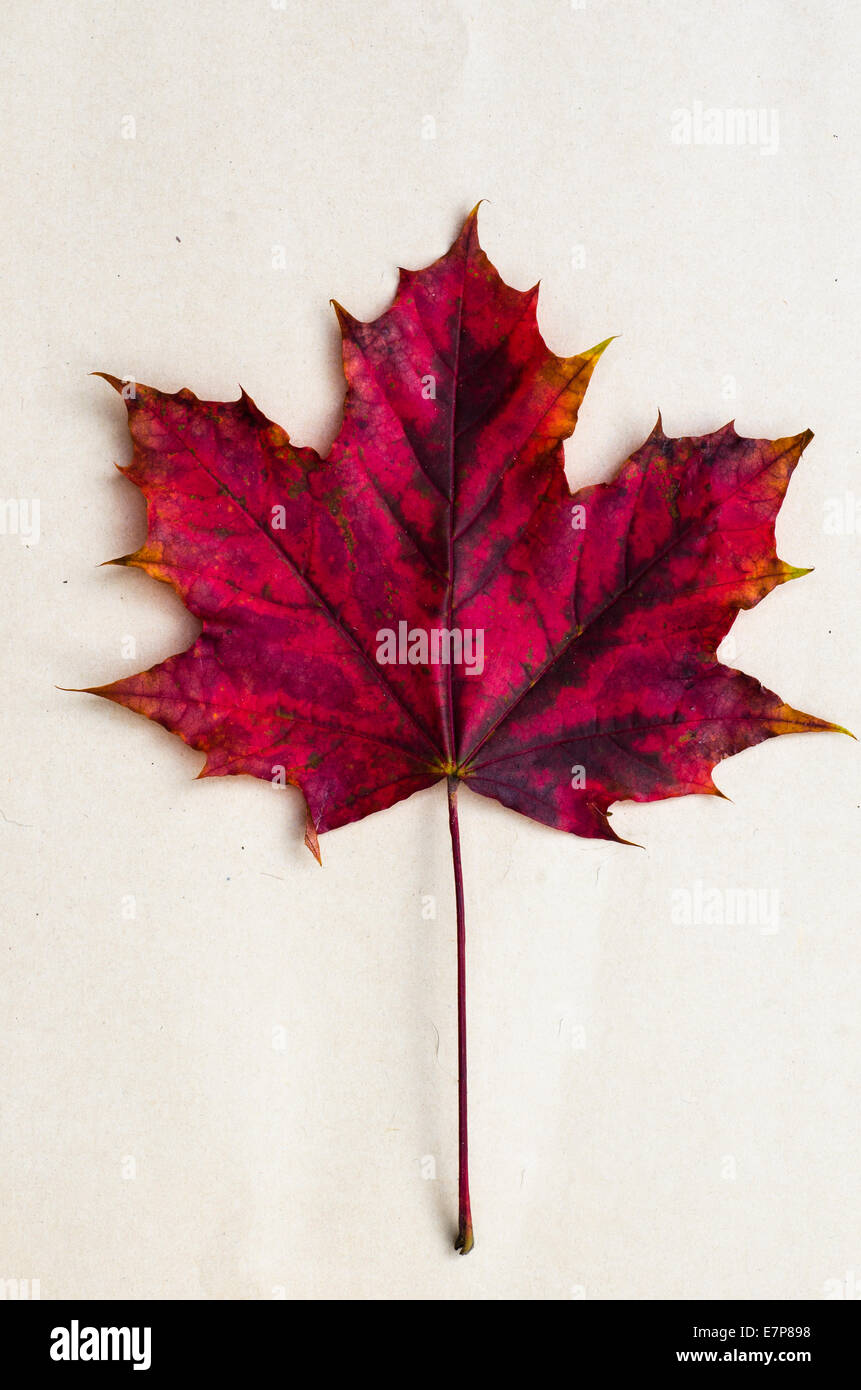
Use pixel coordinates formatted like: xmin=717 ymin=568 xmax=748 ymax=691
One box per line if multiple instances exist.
xmin=447 ymin=776 xmax=474 ymax=1254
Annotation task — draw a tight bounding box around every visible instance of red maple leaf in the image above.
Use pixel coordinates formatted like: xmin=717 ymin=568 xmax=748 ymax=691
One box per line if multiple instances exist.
xmin=86 ymin=207 xmax=845 ymax=1253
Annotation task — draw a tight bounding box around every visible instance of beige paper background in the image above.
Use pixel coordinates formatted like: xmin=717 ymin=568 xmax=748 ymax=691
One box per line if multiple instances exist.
xmin=1 ymin=0 xmax=858 ymax=1301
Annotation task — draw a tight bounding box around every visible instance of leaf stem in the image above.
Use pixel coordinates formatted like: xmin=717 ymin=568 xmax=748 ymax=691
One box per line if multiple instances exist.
xmin=447 ymin=776 xmax=474 ymax=1254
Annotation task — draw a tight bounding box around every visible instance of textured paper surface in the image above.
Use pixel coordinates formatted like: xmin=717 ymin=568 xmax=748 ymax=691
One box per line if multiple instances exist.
xmin=1 ymin=0 xmax=858 ymax=1300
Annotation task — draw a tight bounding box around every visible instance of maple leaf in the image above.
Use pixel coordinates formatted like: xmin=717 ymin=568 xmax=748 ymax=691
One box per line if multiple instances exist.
xmin=85 ymin=207 xmax=845 ymax=1254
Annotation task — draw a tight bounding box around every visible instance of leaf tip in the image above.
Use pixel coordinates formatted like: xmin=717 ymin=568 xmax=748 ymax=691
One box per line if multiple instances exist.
xmin=709 ymin=780 xmax=733 ymax=803
xmin=304 ymin=810 xmax=322 ymax=865
xmin=584 ymin=335 xmax=618 ymax=368
xmin=330 ymin=298 xmax=355 ymax=331
xmin=596 ymin=806 xmax=644 ymax=848
xmin=92 ymin=371 xmax=125 ymax=395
